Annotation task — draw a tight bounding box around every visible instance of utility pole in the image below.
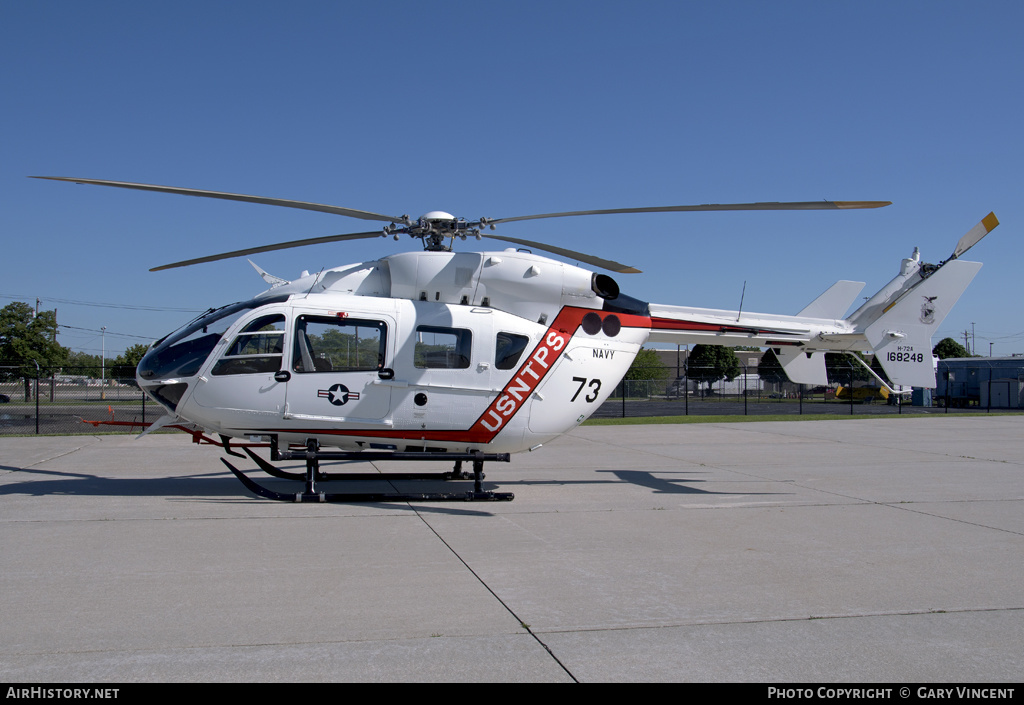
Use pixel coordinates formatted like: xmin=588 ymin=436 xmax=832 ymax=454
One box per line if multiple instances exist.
xmin=100 ymin=326 xmax=107 ymax=401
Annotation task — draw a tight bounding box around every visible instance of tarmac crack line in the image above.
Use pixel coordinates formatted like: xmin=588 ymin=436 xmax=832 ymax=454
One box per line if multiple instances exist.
xmin=413 ymin=510 xmax=580 ymax=683
xmin=3 ymin=438 xmax=103 ymax=472
xmin=874 ymin=500 xmax=1024 ymax=537
xmin=564 ymin=435 xmax=1024 ymax=538
xmin=711 ymin=422 xmax=1024 ymax=467
xmin=572 ymin=426 xmax=1024 ymax=531
xmin=755 ymin=476 xmax=1024 ymax=537
xmin=527 ymin=605 xmax=1024 ymax=636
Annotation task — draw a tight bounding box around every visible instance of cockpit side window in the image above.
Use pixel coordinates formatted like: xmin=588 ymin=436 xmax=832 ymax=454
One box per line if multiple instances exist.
xmin=414 ymin=326 xmax=472 ymax=369
xmin=293 ymin=315 xmax=386 ymax=373
xmin=138 ymin=295 xmax=290 ymax=381
xmin=495 ymin=332 xmax=530 ymax=370
xmin=211 ymin=314 xmax=286 ymax=376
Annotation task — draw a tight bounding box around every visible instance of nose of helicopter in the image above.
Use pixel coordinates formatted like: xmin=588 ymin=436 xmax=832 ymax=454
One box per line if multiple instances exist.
xmin=135 ymin=294 xmax=290 ymax=413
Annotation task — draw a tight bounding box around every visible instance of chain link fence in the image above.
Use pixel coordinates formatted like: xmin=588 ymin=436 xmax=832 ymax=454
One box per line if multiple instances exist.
xmin=2 ymin=361 xmax=1021 ymax=435
xmin=1 ymin=365 xmax=155 ymax=435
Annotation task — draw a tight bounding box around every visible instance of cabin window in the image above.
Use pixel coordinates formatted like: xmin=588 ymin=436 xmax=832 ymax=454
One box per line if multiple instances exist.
xmin=414 ymin=326 xmax=471 ymax=369
xmin=211 ymin=314 xmax=286 ymax=375
xmin=495 ymin=332 xmax=530 ymax=370
xmin=293 ymin=315 xmax=386 ymax=373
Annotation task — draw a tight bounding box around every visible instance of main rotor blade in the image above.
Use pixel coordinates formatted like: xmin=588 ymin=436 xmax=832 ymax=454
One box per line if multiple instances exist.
xmin=32 ymin=176 xmax=407 ymax=224
xmin=949 ymin=212 xmax=998 ymax=261
xmin=486 ymin=200 xmax=891 ymax=226
xmin=150 ymin=231 xmax=385 ymax=271
xmin=482 ymin=234 xmax=641 ymax=273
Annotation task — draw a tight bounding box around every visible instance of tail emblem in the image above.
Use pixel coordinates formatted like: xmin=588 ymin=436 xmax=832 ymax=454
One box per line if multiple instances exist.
xmin=920 ymin=296 xmax=938 ymax=324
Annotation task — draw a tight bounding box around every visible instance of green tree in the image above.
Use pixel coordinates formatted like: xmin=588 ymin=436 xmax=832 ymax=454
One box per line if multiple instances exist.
xmin=686 ymin=344 xmax=740 ymax=394
xmin=622 ymin=348 xmax=669 ymax=397
xmin=825 ymin=352 xmax=870 ymax=385
xmin=66 ymin=350 xmax=104 ymax=378
xmin=624 ymin=348 xmax=668 ymax=381
xmin=0 ymin=301 xmax=69 ymax=399
xmin=932 ymin=337 xmax=970 ymax=359
xmin=110 ymin=343 xmax=151 ymax=384
xmin=868 ymin=353 xmax=892 ymax=386
xmin=757 ymin=348 xmax=788 ymax=386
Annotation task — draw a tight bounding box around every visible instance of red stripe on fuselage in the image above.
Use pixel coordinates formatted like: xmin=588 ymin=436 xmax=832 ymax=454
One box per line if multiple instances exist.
xmin=257 ymin=307 xmax=651 ymax=445
xmin=466 ymin=306 xmax=586 ymax=439
xmin=650 ymin=316 xmax=792 ymax=337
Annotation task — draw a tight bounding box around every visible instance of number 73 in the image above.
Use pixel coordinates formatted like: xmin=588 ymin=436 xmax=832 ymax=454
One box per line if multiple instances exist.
xmin=571 ymin=377 xmax=602 ymax=402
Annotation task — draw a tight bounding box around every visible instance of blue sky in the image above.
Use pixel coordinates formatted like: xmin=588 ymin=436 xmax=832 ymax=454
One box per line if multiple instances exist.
xmin=2 ymin=1 xmax=1021 ymax=358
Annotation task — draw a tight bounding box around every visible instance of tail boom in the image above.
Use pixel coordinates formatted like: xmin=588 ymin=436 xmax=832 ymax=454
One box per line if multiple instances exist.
xmin=643 ymin=212 xmax=993 ymax=389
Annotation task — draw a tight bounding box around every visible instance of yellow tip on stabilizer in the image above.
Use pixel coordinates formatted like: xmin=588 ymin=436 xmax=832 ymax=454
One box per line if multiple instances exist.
xmin=982 ymin=212 xmax=999 ymax=232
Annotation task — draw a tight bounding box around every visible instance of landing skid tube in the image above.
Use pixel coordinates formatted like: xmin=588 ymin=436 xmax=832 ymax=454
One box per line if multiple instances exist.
xmin=222 ymin=438 xmax=514 ymax=503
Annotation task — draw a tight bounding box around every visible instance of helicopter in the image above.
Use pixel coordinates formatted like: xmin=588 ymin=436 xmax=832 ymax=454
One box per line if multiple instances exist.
xmin=35 ymin=177 xmax=998 ymax=503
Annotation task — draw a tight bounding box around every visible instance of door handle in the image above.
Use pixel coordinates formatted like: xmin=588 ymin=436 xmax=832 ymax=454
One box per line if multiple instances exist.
xmin=274 ymin=370 xmax=291 ymax=383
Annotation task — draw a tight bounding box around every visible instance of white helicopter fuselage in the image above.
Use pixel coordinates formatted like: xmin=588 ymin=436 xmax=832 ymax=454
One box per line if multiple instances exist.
xmin=139 ymin=250 xmax=648 ymax=454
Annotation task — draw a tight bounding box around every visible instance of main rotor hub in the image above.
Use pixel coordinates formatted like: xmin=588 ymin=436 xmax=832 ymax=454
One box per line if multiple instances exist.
xmin=420 ymin=210 xmax=455 ymax=222
xmin=386 ymin=211 xmax=484 ymax=251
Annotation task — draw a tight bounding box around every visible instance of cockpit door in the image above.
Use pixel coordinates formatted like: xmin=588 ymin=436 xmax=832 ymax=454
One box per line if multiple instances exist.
xmin=188 ymin=308 xmax=289 ymax=432
xmin=283 ymin=313 xmax=394 ymax=423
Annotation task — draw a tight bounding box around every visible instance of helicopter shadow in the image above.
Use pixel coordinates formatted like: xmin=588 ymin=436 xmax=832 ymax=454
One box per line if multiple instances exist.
xmin=1 ymin=463 xmax=248 ymax=499
xmin=599 ymin=469 xmax=779 ymax=496
xmin=0 ymin=462 xmax=505 ymax=516
xmin=466 ymin=467 xmax=785 ymax=498
xmin=0 ymin=461 xmax=785 ymax=509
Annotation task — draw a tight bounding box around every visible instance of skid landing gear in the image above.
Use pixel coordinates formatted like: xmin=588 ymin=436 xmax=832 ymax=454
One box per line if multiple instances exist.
xmin=222 ymin=438 xmax=514 ymax=503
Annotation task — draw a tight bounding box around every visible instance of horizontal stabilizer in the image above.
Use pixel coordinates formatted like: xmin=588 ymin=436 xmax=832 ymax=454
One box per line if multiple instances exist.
xmin=775 ymin=348 xmax=829 ymax=386
xmin=797 ymin=280 xmax=865 ymax=319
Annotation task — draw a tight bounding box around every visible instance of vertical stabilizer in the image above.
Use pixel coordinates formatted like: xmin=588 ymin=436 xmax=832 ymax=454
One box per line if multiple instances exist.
xmin=865 ymin=259 xmax=982 ymax=387
xmin=798 ymin=280 xmax=865 ymax=319
xmin=849 ymin=213 xmax=997 ymax=388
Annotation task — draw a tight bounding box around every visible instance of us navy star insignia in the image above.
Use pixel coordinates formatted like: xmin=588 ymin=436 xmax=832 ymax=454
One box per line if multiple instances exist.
xmin=317 ymin=383 xmax=361 ymax=406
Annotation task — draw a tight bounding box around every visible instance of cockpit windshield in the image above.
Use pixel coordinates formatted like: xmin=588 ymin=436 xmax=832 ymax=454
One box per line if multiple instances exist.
xmin=138 ymin=295 xmax=289 ymax=380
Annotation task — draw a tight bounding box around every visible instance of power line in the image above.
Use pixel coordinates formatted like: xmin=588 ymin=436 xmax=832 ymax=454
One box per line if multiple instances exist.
xmin=0 ymin=293 xmax=200 ymax=313
xmin=59 ymin=324 xmax=156 ymax=341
